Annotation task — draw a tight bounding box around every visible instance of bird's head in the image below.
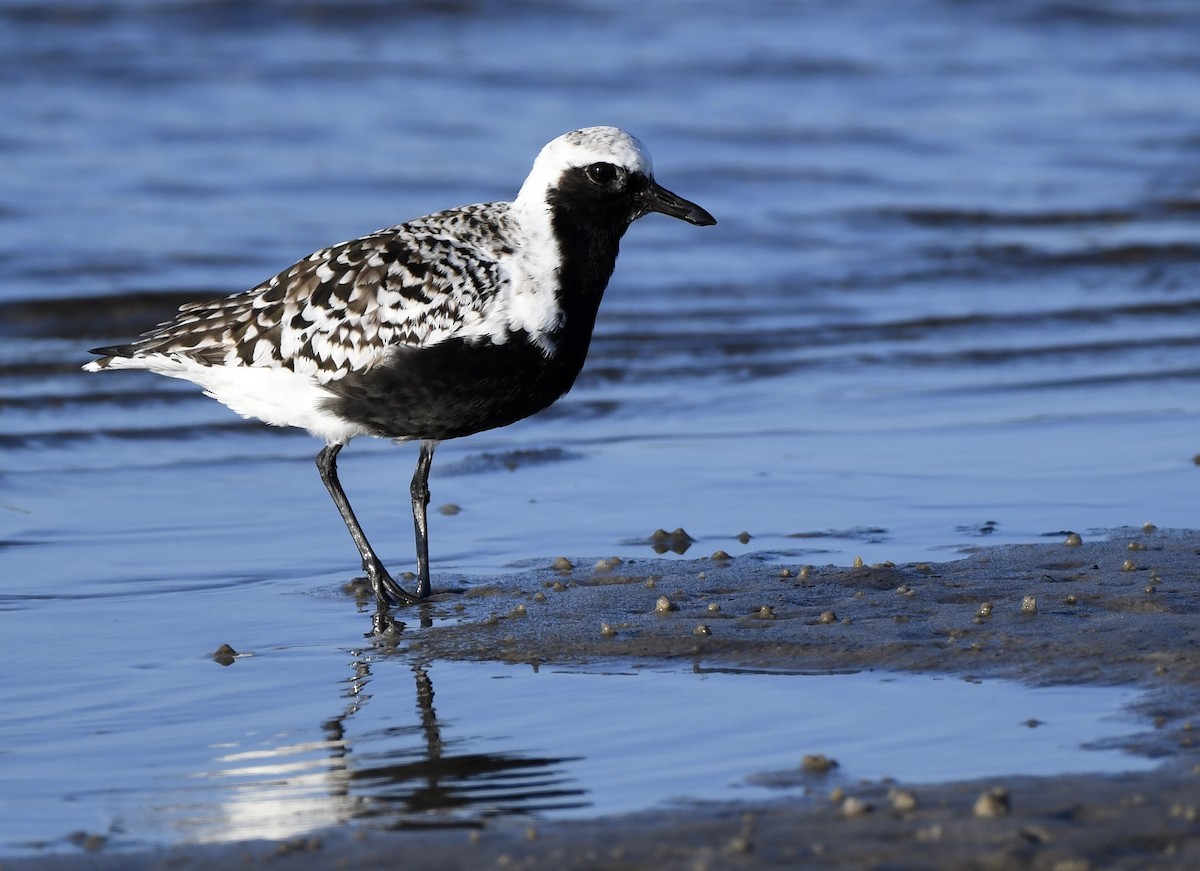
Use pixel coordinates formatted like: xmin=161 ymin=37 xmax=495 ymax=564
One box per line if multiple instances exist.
xmin=516 ymin=126 xmax=716 ymax=230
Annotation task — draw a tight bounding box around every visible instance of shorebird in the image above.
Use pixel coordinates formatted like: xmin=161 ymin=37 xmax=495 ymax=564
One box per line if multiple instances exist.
xmin=85 ymin=126 xmax=716 ymax=618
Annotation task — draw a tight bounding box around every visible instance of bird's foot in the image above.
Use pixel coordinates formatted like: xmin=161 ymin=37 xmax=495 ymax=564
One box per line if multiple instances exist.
xmin=364 ymin=560 xmax=422 ymax=607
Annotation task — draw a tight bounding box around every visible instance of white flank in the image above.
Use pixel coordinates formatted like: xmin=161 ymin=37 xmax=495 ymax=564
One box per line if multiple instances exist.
xmin=92 ymin=355 xmax=370 ymax=444
xmin=494 ymin=216 xmax=563 ymax=352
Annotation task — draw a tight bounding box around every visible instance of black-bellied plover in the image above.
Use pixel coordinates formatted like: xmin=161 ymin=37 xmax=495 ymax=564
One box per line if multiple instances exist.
xmin=85 ymin=126 xmax=716 ymax=620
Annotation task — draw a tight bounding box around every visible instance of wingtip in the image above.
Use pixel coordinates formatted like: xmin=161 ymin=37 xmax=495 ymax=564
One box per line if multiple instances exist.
xmin=88 ymin=345 xmax=126 ymax=357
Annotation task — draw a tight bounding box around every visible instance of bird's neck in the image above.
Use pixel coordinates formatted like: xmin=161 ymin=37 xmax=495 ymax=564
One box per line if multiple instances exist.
xmin=546 ymin=204 xmax=629 ymax=350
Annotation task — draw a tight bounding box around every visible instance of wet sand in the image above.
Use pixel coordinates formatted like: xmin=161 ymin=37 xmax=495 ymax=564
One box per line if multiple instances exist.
xmin=10 ymin=527 xmax=1200 ymax=870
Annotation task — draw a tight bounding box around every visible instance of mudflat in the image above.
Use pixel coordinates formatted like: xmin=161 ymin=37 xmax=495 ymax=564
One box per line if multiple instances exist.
xmin=11 ymin=528 xmax=1200 ymax=870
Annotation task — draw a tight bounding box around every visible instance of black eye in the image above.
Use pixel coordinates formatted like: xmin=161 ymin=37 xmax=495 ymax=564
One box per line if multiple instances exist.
xmin=584 ymin=162 xmax=619 ymax=186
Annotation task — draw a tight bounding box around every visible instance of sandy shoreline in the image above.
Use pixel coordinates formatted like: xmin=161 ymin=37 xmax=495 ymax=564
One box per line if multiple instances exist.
xmin=9 ymin=528 xmax=1200 ymax=870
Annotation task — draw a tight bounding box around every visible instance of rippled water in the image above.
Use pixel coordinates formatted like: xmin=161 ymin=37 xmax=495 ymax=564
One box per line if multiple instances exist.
xmin=2 ymin=0 xmax=1199 ymax=854
xmin=3 ymin=649 xmax=1153 ymax=850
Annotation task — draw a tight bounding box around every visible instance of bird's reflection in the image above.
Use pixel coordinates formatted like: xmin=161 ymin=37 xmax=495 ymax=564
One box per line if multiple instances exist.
xmin=195 ymin=642 xmax=587 ymax=842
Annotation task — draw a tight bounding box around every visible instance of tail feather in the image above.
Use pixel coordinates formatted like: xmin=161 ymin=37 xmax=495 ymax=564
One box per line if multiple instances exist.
xmin=83 ymin=344 xmax=136 ymax=372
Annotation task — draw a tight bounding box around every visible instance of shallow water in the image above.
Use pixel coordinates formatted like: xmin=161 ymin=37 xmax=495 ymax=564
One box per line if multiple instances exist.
xmin=4 ymin=642 xmax=1153 ymax=851
xmin=2 ymin=0 xmax=1199 ymax=854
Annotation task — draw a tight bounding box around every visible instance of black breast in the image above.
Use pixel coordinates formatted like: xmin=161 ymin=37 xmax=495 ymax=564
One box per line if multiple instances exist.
xmin=323 ymin=332 xmax=591 ymax=441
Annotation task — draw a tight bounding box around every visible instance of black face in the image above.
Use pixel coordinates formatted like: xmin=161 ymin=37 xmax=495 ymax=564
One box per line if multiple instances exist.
xmin=540 ymin=156 xmax=717 ymax=345
xmin=549 ymin=162 xmax=716 ymax=230
xmin=549 ymin=161 xmax=648 ymax=229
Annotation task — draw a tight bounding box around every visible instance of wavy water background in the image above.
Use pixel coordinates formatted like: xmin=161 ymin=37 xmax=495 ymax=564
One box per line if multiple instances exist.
xmin=1 ymin=0 xmax=1198 ymax=853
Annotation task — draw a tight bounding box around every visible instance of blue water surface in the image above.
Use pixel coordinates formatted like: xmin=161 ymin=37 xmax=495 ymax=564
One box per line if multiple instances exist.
xmin=1 ymin=0 xmax=1198 ymax=854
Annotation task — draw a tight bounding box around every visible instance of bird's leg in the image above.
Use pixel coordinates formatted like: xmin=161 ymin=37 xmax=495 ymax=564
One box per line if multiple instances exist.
xmin=410 ymin=439 xmax=437 ymax=600
xmin=316 ymin=443 xmax=420 ymax=607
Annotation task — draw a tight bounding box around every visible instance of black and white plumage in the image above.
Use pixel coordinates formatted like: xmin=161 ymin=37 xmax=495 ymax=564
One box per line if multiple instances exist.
xmin=85 ymin=126 xmax=716 ymax=619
